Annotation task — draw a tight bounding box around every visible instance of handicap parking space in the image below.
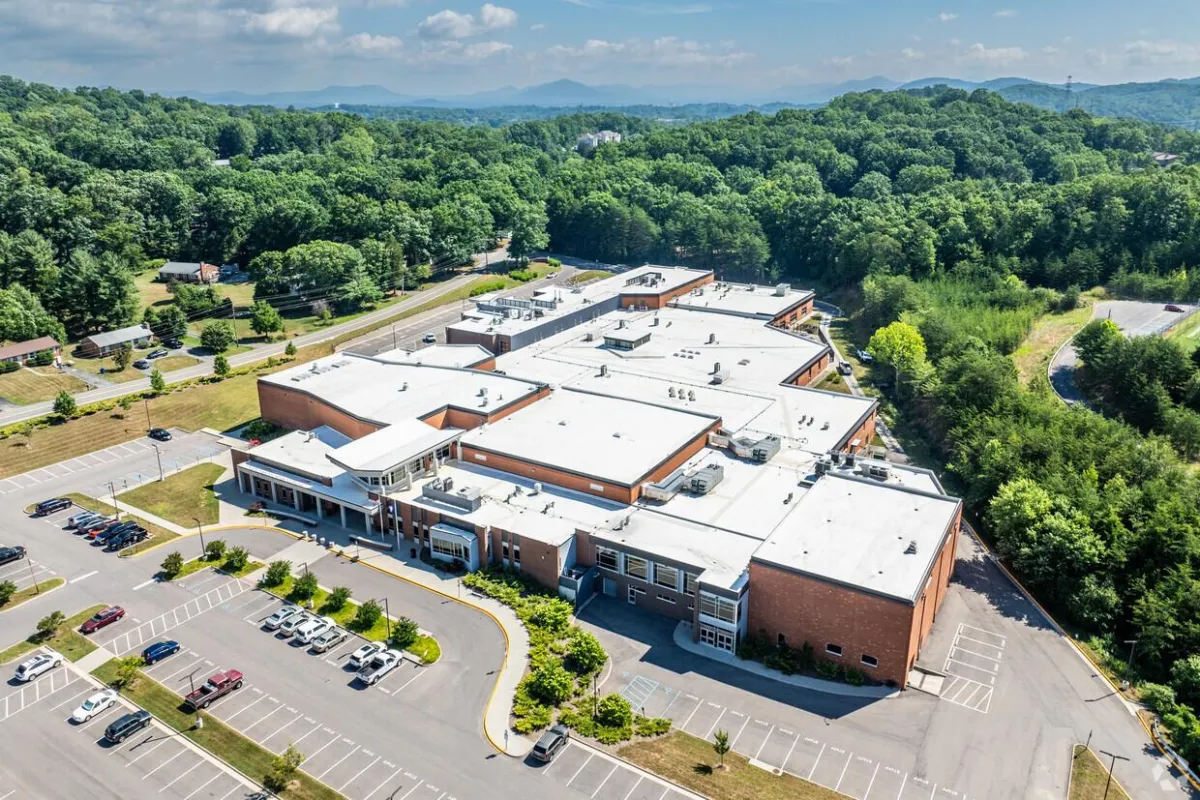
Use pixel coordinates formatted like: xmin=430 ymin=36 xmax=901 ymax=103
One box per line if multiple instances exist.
xmin=939 ymin=623 xmax=1005 ymax=714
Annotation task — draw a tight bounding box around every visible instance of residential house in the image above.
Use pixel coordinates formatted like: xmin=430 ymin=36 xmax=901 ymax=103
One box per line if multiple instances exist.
xmin=0 ymin=336 xmax=61 ymax=366
xmin=158 ymin=261 xmax=220 ymax=284
xmin=77 ymin=324 xmax=154 ymax=358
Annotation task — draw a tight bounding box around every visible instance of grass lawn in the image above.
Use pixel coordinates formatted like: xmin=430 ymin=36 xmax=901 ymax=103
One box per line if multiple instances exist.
xmin=620 ymin=731 xmax=842 ymax=800
xmin=568 ymin=269 xmax=615 ymax=285
xmin=814 ymin=372 xmax=853 ymax=394
xmin=62 ymin=493 xmax=182 ymax=557
xmin=0 ymin=367 xmax=88 ymax=405
xmin=120 ymin=462 xmax=225 ymax=527
xmin=1166 ymin=312 xmax=1200 ymax=357
xmin=134 ymin=270 xmax=259 ymax=312
xmin=171 ymin=558 xmax=265 ymax=582
xmin=0 ymin=604 xmax=107 ymax=665
xmin=92 ymin=660 xmax=344 ymax=800
xmin=0 ymin=576 xmax=65 ymax=611
xmin=826 ymin=319 xmax=872 ymax=381
xmin=263 ymin=573 xmax=440 ymax=663
xmin=69 ymin=350 xmax=157 ymax=384
xmin=154 ymin=355 xmax=202 ymax=372
xmin=1011 ymin=302 xmax=1096 ymax=385
xmin=1069 ymin=745 xmax=1131 ymax=800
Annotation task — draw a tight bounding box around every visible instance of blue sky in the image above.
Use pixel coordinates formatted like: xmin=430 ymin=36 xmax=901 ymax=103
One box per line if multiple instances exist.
xmin=1 ymin=0 xmax=1198 ymax=96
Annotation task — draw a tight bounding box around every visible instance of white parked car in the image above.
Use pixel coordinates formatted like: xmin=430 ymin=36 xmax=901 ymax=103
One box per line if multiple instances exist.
xmin=293 ymin=616 xmax=335 ymax=645
xmin=263 ymin=605 xmax=303 ymax=631
xmin=348 ymin=641 xmax=386 ymax=669
xmin=311 ymin=626 xmax=349 ymax=653
xmin=71 ymin=689 xmax=118 ymax=723
xmin=357 ymin=649 xmax=402 ymax=686
xmin=14 ymin=651 xmax=63 ymax=682
xmin=277 ymin=611 xmax=313 ymax=636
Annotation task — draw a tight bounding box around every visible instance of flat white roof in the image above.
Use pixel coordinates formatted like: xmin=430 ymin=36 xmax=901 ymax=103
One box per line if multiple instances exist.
xmin=328 ymin=419 xmax=461 ymax=474
xmin=261 ymin=353 xmax=544 ymax=426
xmin=461 ymin=389 xmax=717 ymax=486
xmin=671 ymin=281 xmax=815 ymax=320
xmin=616 ymin=265 xmax=711 ymax=296
xmin=246 ymin=426 xmax=350 ymax=481
xmin=753 ymin=473 xmax=960 ymax=603
xmin=240 ymin=460 xmax=377 ymax=511
xmin=374 ymin=344 xmax=493 ymax=369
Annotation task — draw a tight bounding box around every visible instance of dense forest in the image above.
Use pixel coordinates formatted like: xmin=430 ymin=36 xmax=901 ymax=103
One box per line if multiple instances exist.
xmin=3 ymin=73 xmax=1200 ymax=758
xmin=322 ymin=102 xmax=806 ymax=127
xmin=1000 ymin=80 xmax=1200 ymax=126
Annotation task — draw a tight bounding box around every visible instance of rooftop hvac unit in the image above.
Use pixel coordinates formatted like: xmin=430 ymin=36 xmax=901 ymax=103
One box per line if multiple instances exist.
xmin=774 ymin=283 xmax=789 ymax=297
xmin=904 ymin=540 xmax=918 ymax=555
xmin=669 ymin=387 xmax=676 ymax=398
xmin=713 ymin=361 xmax=721 ymax=374
xmin=532 ymin=482 xmax=543 ymax=495
xmin=845 ymin=451 xmax=857 ymax=468
xmin=478 ymin=387 xmax=488 ymax=397
xmin=585 ymin=332 xmax=594 ymax=342
xmin=599 ymin=365 xmax=609 ymax=377
xmin=618 ymin=319 xmax=627 ymax=329
xmin=815 ymin=456 xmax=833 ymax=475
xmin=652 ymin=316 xmax=660 ymax=326
xmin=400 ymin=382 xmax=408 ymax=392
xmin=707 ymin=333 xmax=716 ymax=344
xmin=443 ymin=477 xmax=454 ymax=491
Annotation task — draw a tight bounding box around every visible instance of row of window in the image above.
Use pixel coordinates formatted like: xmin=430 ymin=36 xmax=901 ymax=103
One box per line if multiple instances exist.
xmin=699 ymin=592 xmax=738 ymax=625
xmin=596 ymin=547 xmax=700 ymax=597
xmin=431 ymin=537 xmax=470 ymax=562
xmin=822 ymin=642 xmax=877 ymax=668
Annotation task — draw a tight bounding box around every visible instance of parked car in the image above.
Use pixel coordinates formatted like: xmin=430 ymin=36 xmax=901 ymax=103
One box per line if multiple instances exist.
xmin=348 ymin=641 xmax=386 ymax=669
xmin=85 ymin=519 xmax=122 ymax=540
xmin=184 ymin=669 xmax=243 ymax=710
xmin=133 ymin=359 xmax=151 ymax=370
xmin=837 ymin=361 xmax=853 ymax=376
xmin=263 ymin=605 xmax=304 ymax=631
xmin=33 ymin=497 xmax=71 ymax=516
xmin=147 ymin=349 xmax=168 ymax=359
xmin=141 ymin=640 xmax=180 ymax=665
xmin=162 ymin=338 xmax=182 ymax=350
xmin=293 ymin=617 xmax=336 ymax=645
xmin=71 ymin=689 xmax=118 ymax=723
xmin=356 ymin=649 xmax=402 ymax=686
xmin=79 ymin=517 xmax=113 ymax=536
xmin=856 ymin=348 xmax=874 ymax=363
xmin=81 ymin=606 xmax=125 ymax=634
xmin=1166 ymin=304 xmax=1184 ymax=312
xmin=13 ymin=651 xmax=63 ymax=682
xmin=278 ymin=611 xmax=314 ymax=637
xmin=106 ymin=527 xmax=148 ymax=551
xmin=105 ymin=710 xmax=152 ymax=743
xmin=310 ymin=626 xmax=349 ymax=654
xmin=95 ymin=521 xmax=136 ymax=544
xmin=0 ymin=545 xmax=26 ymax=566
xmin=148 ymin=428 xmax=171 ymax=442
xmin=422 ymin=333 xmax=437 ymax=344
xmin=531 ymin=724 xmax=571 ymax=762
xmin=67 ymin=510 xmax=102 ymax=529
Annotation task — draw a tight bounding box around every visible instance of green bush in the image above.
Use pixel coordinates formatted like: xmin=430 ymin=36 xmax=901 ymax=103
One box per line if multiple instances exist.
xmin=290 ymin=571 xmax=319 ymax=602
xmin=508 ymin=269 xmax=536 ymax=282
xmin=844 ymin=667 xmax=866 ymax=686
xmin=261 ymin=559 xmax=291 ymax=587
xmin=388 ymin=616 xmax=419 ymax=650
xmin=566 ymin=629 xmax=607 ymax=675
xmin=0 ymin=579 xmax=15 ymax=605
xmin=28 ymin=350 xmax=54 ymax=367
xmin=468 ymin=278 xmax=508 ymax=297
xmin=160 ymin=551 xmax=184 ymax=579
xmin=205 ymin=539 xmax=227 ymax=561
xmin=512 ymin=676 xmax=553 ymax=733
xmin=529 ymin=660 xmax=574 ymax=705
xmin=350 ymin=599 xmax=383 ymax=632
xmin=596 ymin=693 xmax=633 ymax=728
xmin=1140 ymin=682 xmax=1177 ymax=714
xmin=325 ymin=586 xmax=352 ymax=612
xmin=547 ymin=258 xmax=562 ymax=267
xmin=222 ymin=546 xmax=250 ymax=573
xmin=633 ymin=716 xmax=671 ymax=737
xmin=0 ymin=361 xmax=18 ymax=374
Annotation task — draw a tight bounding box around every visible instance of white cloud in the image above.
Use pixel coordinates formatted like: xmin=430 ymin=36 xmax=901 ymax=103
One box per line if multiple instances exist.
xmin=828 ymin=55 xmax=854 ymax=67
xmin=464 ymin=40 xmax=513 ymax=58
xmin=902 ymin=47 xmax=924 ymax=60
xmin=245 ymin=6 xmax=338 ymax=38
xmin=938 ymin=12 xmax=957 ymax=22
xmin=340 ymin=32 xmax=405 ymax=55
xmin=547 ymin=36 xmax=748 ymax=68
xmin=993 ymin=9 xmax=1016 ymax=17
xmin=418 ymin=4 xmax=517 ymax=39
xmin=1122 ymin=39 xmax=1200 ymax=66
xmin=531 ymin=22 xmax=546 ymax=31
xmin=959 ymin=42 xmax=1028 ymax=64
xmin=1042 ymin=45 xmax=1062 ymax=55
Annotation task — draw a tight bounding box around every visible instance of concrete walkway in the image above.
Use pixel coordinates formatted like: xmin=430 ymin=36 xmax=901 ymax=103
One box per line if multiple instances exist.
xmin=672 ymin=621 xmax=899 ymax=700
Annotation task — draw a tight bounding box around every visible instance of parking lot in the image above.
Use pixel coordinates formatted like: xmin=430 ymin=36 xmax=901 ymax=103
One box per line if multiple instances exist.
xmin=540 ymin=742 xmax=693 ymax=800
xmin=938 ymin=623 xmax=1005 ymax=714
xmin=0 ymin=553 xmax=53 ymax=593
xmin=0 ymin=657 xmax=256 ymax=799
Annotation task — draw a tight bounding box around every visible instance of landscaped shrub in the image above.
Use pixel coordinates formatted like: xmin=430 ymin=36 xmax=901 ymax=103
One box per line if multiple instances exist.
xmin=261 ymin=559 xmax=291 ymax=587
xmin=325 ymin=586 xmax=352 ymax=612
xmin=566 ymin=629 xmax=607 ymax=675
xmin=205 ymin=539 xmax=227 ymax=561
xmin=596 ymin=694 xmax=633 ymax=728
xmin=512 ymin=676 xmax=554 ymax=733
xmin=388 ymin=616 xmax=419 ymax=651
xmin=633 ymin=716 xmax=672 ymax=737
xmin=529 ymin=660 xmax=574 ymax=705
xmin=222 ymin=546 xmax=250 ymax=573
xmin=0 ymin=361 xmax=18 ymax=374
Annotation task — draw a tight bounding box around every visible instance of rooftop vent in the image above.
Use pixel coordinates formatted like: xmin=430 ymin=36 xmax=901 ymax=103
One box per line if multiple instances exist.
xmin=774 ymin=283 xmax=789 ymax=297
xmin=904 ymin=540 xmax=918 ymax=555
xmin=599 ymin=364 xmax=609 ymax=377
xmin=669 ymin=387 xmax=676 ymax=398
xmin=707 ymin=333 xmax=717 ymax=345
xmin=400 ymin=382 xmax=408 ymax=392
xmin=687 ymin=390 xmax=696 ymax=401
xmin=532 ymin=482 xmax=543 ymax=495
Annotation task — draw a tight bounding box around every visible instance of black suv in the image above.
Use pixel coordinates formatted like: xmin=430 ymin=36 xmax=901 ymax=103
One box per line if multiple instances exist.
xmin=33 ymin=497 xmax=71 ymax=516
xmin=105 ymin=710 xmax=152 ymax=743
xmin=0 ymin=546 xmax=26 ymax=566
xmin=107 ymin=528 xmax=148 ymax=551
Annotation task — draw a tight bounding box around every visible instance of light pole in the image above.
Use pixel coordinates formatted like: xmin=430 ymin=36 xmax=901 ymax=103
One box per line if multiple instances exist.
xmin=383 ymin=597 xmax=391 ymax=641
xmin=27 ymin=557 xmax=40 ymax=593
xmin=144 ymin=398 xmax=152 ymax=430
xmin=193 ymin=517 xmax=206 ymax=558
xmin=152 ymin=443 xmax=164 ymax=482
xmin=391 ymin=323 xmax=397 ymax=350
xmin=1098 ymin=749 xmax=1129 ymax=800
xmin=1123 ymin=639 xmax=1138 ymax=675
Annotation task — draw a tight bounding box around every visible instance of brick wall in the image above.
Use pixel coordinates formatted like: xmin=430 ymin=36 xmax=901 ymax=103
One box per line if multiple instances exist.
xmin=908 ymin=507 xmax=961 ymax=658
xmin=620 ymin=273 xmax=714 ymax=310
xmin=842 ymin=411 xmax=878 ymax=453
xmin=788 ymin=351 xmax=833 ymax=387
xmin=257 ymin=382 xmax=383 ymax=440
xmin=770 ymin=298 xmax=814 ymax=328
xmin=446 ymin=327 xmax=499 ymax=354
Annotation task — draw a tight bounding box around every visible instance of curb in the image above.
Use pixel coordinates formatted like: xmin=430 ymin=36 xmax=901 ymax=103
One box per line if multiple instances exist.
xmin=0 ymin=576 xmax=65 ymax=615
xmin=1045 ymin=303 xmax=1095 ymax=403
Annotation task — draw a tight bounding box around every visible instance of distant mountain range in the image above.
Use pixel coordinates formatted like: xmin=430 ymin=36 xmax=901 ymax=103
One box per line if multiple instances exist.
xmin=169 ymin=76 xmax=1200 ymax=126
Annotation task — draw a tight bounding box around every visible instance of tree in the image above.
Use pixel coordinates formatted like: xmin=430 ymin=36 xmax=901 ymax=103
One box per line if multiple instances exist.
xmin=200 ymin=320 xmax=236 ymax=354
xmin=14 ymin=421 xmax=34 ymax=449
xmin=529 ymin=660 xmax=573 ymax=705
xmin=160 ymin=551 xmax=184 ymax=579
xmin=249 ymin=301 xmax=284 ymax=338
xmin=36 ymin=610 xmax=65 ymax=640
xmin=205 ymin=539 xmax=227 ymax=561
xmin=223 ymin=546 xmax=250 ymax=573
xmin=325 ymin=586 xmax=352 ymax=612
xmin=507 ymin=203 xmax=550 ymax=264
xmin=1172 ymin=655 xmax=1200 ymax=708
xmin=111 ymin=345 xmax=132 ymax=372
xmin=712 ymin=729 xmax=731 ymax=769
xmin=111 ymin=655 xmax=144 ymax=690
xmin=212 ymin=354 xmax=230 ymax=378
xmin=336 ymin=264 xmax=384 ymax=311
xmin=291 ymin=571 xmax=319 ymax=603
xmin=285 ymin=341 xmax=297 ymax=357
xmin=262 ymin=560 xmax=291 ymax=588
xmin=567 ymin=630 xmax=607 ymax=675
xmin=52 ymin=390 xmax=77 ymax=418
xmin=216 ymin=118 xmax=257 ymax=158
xmin=264 ymin=742 xmax=304 ymax=793
xmin=351 ymin=599 xmax=382 ymax=631
xmin=0 ymin=579 xmax=15 ymax=606
xmin=867 ymin=321 xmax=928 ymax=384
xmin=388 ymin=616 xmax=419 ymax=650
xmin=596 ymin=693 xmax=633 ymax=728
xmin=149 ymin=367 xmax=166 ymax=395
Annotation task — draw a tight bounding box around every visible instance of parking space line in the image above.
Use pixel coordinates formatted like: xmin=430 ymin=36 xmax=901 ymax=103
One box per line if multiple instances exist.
xmin=125 ymin=738 xmax=171 ymax=765
xmin=730 ymin=714 xmax=750 ymax=749
xmin=678 ymin=696 xmax=704 ymax=730
xmin=158 ymin=655 xmax=206 ymax=683
xmin=159 ymin=760 xmax=203 ymax=793
xmin=950 ymin=643 xmax=1002 ymax=663
xmin=621 ymin=776 xmax=643 ymax=800
xmin=388 ymin=669 xmax=427 ymax=695
xmin=566 ymin=752 xmax=594 ymax=786
xmin=945 ymin=656 xmax=997 ymax=674
xmin=808 ymin=743 xmax=825 ymax=780
xmin=703 ymin=707 xmax=727 ymax=740
xmin=339 ymin=755 xmax=381 ymax=791
xmin=959 ymin=623 xmax=1005 ymax=643
xmin=397 ymin=779 xmax=424 ymax=800
xmin=753 ymin=725 xmax=775 ymax=760
xmin=182 ymin=773 xmax=221 ymax=800
xmin=316 ymin=744 xmax=360 ymax=779
xmin=222 ymin=694 xmax=269 ymax=723
xmin=258 ymin=709 xmax=304 ymax=744
xmin=290 ymin=720 xmax=324 ymax=749
xmin=50 ymin=686 xmax=91 ymax=712
xmin=242 ymin=701 xmax=286 ymax=732
xmin=79 ymin=705 xmax=123 ymax=733
xmin=300 ymin=730 xmax=343 ymax=765
xmin=955 ymin=632 xmax=1003 ymax=649
xmin=242 ymin=596 xmax=280 ymax=621
xmin=363 ymin=767 xmax=403 ymax=800
xmin=591 ymin=764 xmax=618 ymax=798
xmin=143 ymin=748 xmax=187 ymax=779
xmin=834 ymin=752 xmax=853 ymax=791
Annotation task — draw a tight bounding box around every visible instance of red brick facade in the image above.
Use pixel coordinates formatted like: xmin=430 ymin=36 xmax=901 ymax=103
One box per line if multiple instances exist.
xmin=258 ymin=382 xmax=383 ymax=440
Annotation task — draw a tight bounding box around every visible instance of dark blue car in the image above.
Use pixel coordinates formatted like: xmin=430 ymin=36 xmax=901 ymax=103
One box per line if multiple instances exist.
xmin=142 ymin=640 xmax=180 ymax=665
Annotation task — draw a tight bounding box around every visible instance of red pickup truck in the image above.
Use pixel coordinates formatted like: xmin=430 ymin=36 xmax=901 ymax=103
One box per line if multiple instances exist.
xmin=184 ymin=669 xmax=243 ymax=710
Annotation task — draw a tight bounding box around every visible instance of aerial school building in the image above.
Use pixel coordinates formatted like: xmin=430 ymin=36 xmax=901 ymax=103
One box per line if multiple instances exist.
xmin=236 ymin=266 xmax=961 ymax=687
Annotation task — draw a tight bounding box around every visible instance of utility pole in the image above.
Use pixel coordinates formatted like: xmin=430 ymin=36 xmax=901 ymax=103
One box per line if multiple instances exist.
xmin=1098 ymin=750 xmax=1129 ymax=800
xmin=1123 ymin=639 xmax=1138 ymax=676
xmin=192 ymin=517 xmax=206 ymax=558
xmin=383 ymin=597 xmax=391 ymax=641
xmin=230 ymin=299 xmax=240 ymax=347
xmin=152 ymin=444 xmax=164 ymax=482
xmin=108 ymin=481 xmax=118 ymax=511
xmin=144 ymin=398 xmax=152 ymax=431
xmin=391 ymin=323 xmax=397 ymax=351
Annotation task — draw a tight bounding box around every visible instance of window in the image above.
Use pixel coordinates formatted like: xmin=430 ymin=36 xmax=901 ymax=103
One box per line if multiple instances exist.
xmin=699 ymin=593 xmax=737 ymax=624
xmin=432 ymin=537 xmax=470 ymax=561
xmin=596 ymin=547 xmax=619 ymax=572
xmin=625 ymin=555 xmax=648 ymax=581
xmin=627 ymin=585 xmax=645 ymax=605
xmin=683 ymin=572 xmax=699 ymax=596
xmin=437 ymin=445 xmax=452 ymax=461
xmin=474 ymin=453 xmax=487 ymax=462
xmin=653 ymin=563 xmax=678 ymax=590
xmin=512 ymin=543 xmax=521 ymax=566
xmin=861 ymin=654 xmax=878 ymax=668
xmin=657 ymin=594 xmax=676 ymax=604
xmin=825 ymin=643 xmax=843 ymax=657
xmin=501 ymin=542 xmax=510 ymax=560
